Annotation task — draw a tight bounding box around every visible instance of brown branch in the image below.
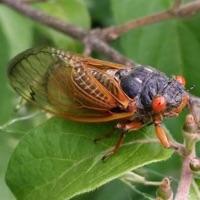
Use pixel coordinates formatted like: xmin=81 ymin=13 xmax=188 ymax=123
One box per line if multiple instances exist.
xmin=175 ymin=153 xmax=194 ymax=200
xmin=23 ymin=0 xmax=48 ymax=3
xmin=2 ymin=0 xmax=200 ymax=64
xmin=170 ymin=96 xmax=200 ymax=199
xmin=0 ymin=0 xmax=133 ymax=65
xmin=175 ymin=105 xmax=200 ymax=200
xmin=1 ymin=0 xmax=87 ymax=40
xmin=103 ymin=0 xmax=200 ymax=40
xmin=84 ymin=34 xmax=134 ymax=65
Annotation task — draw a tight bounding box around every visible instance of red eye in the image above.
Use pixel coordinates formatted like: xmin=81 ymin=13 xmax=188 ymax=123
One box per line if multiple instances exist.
xmin=152 ymin=96 xmax=166 ymax=113
xmin=175 ymin=75 xmax=186 ymax=86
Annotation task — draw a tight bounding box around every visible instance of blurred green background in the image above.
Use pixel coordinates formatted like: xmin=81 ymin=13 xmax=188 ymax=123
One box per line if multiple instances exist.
xmin=0 ymin=0 xmax=200 ymax=199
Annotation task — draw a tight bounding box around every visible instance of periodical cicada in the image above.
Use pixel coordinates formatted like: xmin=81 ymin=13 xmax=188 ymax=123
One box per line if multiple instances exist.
xmin=8 ymin=47 xmax=189 ymax=158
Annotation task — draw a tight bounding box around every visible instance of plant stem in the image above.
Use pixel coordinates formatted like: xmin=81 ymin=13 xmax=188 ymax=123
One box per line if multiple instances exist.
xmin=2 ymin=0 xmax=200 ymax=64
xmin=175 ymin=154 xmax=194 ymax=200
xmin=0 ymin=0 xmax=133 ymax=64
xmin=122 ymin=171 xmax=161 ymax=186
xmin=175 ymin=113 xmax=199 ymax=200
xmin=103 ymin=0 xmax=200 ymax=40
xmin=1 ymin=0 xmax=87 ymax=40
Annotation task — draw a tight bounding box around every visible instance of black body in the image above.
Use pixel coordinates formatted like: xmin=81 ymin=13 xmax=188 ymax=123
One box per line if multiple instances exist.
xmin=116 ymin=65 xmax=187 ymax=113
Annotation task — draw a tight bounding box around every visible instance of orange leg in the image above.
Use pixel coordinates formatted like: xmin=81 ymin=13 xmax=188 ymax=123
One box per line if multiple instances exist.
xmin=102 ymin=120 xmax=144 ymax=160
xmin=122 ymin=118 xmax=170 ymax=148
xmin=153 ymin=115 xmax=170 ymax=148
xmin=102 ymin=131 xmax=126 ymax=160
xmin=117 ymin=120 xmax=144 ymax=131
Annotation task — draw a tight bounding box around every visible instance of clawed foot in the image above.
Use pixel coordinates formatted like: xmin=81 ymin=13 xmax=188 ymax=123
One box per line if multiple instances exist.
xmin=102 ymin=149 xmax=115 ymax=161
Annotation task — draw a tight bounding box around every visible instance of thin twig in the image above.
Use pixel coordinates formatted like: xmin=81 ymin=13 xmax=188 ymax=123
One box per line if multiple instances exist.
xmin=175 ymin=154 xmax=194 ymax=200
xmin=23 ymin=0 xmax=48 ymax=3
xmin=0 ymin=112 xmax=40 ymax=130
xmin=102 ymin=0 xmax=200 ymax=40
xmin=2 ymin=0 xmax=200 ymax=64
xmin=0 ymin=0 xmax=133 ymax=64
xmin=1 ymin=0 xmax=87 ymax=40
xmin=169 ymin=141 xmax=186 ymax=157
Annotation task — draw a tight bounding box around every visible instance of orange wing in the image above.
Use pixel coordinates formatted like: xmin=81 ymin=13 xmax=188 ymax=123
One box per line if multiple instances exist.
xmin=8 ymin=47 xmax=135 ymax=122
xmin=82 ymin=56 xmax=125 ymax=70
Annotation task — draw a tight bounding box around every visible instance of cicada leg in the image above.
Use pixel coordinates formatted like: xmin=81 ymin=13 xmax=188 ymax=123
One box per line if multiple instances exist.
xmin=102 ymin=116 xmax=171 ymax=160
xmin=102 ymin=130 xmax=126 ymax=160
xmin=102 ymin=120 xmax=144 ymax=160
xmin=153 ymin=115 xmax=170 ymax=148
xmin=125 ymin=117 xmax=171 ymax=148
xmin=117 ymin=121 xmax=144 ymax=131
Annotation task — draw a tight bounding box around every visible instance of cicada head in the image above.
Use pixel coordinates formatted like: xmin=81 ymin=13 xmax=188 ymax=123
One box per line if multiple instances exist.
xmin=116 ymin=65 xmax=189 ymax=117
xmin=160 ymin=77 xmax=189 ymax=117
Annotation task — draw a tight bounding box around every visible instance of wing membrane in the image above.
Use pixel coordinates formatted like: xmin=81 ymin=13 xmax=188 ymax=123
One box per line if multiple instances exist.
xmin=8 ymin=47 xmax=135 ymax=122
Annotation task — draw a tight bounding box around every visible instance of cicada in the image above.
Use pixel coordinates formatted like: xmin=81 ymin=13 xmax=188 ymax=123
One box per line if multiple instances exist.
xmin=8 ymin=47 xmax=189 ymax=158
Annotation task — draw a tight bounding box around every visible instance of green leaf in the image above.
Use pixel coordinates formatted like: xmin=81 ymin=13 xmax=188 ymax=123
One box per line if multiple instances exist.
xmin=84 ymin=0 xmax=113 ymax=26
xmin=73 ymin=179 xmax=135 ymax=200
xmin=0 ymin=5 xmax=34 ymax=123
xmin=34 ymin=0 xmax=90 ymax=50
xmin=74 ymin=179 xmax=154 ymax=200
xmin=0 ymin=5 xmax=35 ymax=200
xmin=0 ymin=5 xmax=34 ymax=57
xmin=0 ymin=24 xmax=12 ymax=125
xmin=0 ymin=133 xmax=16 ymax=200
xmin=6 ymin=118 xmax=172 ymax=200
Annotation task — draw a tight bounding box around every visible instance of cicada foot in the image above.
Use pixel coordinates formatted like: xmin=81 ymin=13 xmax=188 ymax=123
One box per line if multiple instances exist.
xmin=102 ymin=150 xmax=115 ymax=161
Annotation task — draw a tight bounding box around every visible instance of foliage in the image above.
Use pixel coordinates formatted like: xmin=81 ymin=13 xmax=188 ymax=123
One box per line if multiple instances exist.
xmin=0 ymin=0 xmax=200 ymax=199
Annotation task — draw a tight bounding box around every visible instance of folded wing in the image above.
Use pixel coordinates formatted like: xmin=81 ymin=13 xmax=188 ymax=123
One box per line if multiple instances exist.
xmin=8 ymin=47 xmax=135 ymax=122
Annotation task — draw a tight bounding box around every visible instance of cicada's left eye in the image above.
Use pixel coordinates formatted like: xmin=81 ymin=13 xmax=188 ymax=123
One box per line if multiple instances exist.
xmin=152 ymin=96 xmax=166 ymax=113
